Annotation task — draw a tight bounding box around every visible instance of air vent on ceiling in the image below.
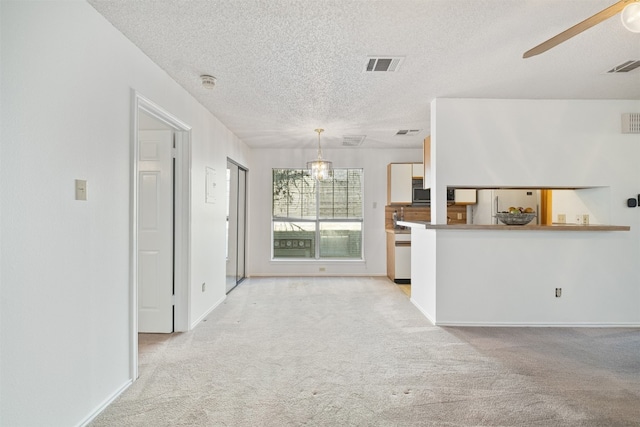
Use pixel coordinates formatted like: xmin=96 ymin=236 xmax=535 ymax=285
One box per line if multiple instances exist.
xmin=342 ymin=135 xmax=366 ymax=147
xmin=622 ymin=113 xmax=640 ymax=134
xmin=606 ymin=60 xmax=640 ymax=73
xmin=364 ymin=56 xmax=405 ymax=72
xmin=395 ymin=129 xmax=421 ymax=136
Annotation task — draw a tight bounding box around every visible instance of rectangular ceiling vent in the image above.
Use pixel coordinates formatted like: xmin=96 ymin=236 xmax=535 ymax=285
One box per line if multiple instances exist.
xmin=395 ymin=129 xmax=421 ymax=136
xmin=342 ymin=135 xmax=366 ymax=147
xmin=622 ymin=113 xmax=640 ymax=134
xmin=364 ymin=56 xmax=405 ymax=72
xmin=606 ymin=60 xmax=640 ymax=73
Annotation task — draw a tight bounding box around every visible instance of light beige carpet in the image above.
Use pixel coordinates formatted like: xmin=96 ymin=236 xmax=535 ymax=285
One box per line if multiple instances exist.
xmin=91 ymin=276 xmax=640 ymax=426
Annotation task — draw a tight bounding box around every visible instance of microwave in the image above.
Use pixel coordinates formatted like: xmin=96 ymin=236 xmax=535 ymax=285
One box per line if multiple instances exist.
xmin=412 ymin=187 xmax=430 ymax=205
xmin=411 ymin=186 xmax=455 ymax=205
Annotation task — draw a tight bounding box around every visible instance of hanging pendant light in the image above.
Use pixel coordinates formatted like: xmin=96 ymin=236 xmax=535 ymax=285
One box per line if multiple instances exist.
xmin=307 ymin=128 xmax=332 ymax=181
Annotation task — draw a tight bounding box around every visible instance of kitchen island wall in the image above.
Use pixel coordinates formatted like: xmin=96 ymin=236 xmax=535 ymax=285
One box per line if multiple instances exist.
xmin=413 ymin=98 xmax=640 ymax=326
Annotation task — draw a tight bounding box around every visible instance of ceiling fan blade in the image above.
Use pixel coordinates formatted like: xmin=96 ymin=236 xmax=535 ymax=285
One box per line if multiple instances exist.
xmin=523 ymin=0 xmax=631 ymax=58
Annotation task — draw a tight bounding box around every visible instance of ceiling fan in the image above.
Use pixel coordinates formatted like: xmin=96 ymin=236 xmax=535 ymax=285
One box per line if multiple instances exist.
xmin=523 ymin=0 xmax=640 ymax=58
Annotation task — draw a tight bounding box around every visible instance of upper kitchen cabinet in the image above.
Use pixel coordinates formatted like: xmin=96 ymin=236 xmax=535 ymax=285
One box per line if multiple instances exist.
xmin=387 ymin=162 xmax=424 ymax=204
xmin=387 ymin=163 xmax=413 ymax=205
xmin=412 ymin=163 xmax=423 ymax=179
xmin=423 ymin=136 xmax=431 ymax=188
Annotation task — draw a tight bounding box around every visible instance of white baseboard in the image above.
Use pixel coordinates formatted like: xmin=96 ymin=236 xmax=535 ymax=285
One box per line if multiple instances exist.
xmin=247 ymin=274 xmax=388 ymax=278
xmin=408 ymin=299 xmax=640 ymax=328
xmin=410 ymin=298 xmax=436 ymax=325
xmin=77 ymin=379 xmax=132 ymax=427
xmin=190 ymin=294 xmax=226 ymax=329
xmin=435 ymin=321 xmax=640 ymax=327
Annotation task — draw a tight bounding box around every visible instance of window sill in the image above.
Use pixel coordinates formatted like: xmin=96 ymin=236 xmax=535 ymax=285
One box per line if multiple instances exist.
xmin=270 ymin=258 xmax=366 ymax=264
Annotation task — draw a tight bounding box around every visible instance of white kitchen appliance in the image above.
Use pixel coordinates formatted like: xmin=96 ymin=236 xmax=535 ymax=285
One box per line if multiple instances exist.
xmin=471 ymin=189 xmax=540 ymax=225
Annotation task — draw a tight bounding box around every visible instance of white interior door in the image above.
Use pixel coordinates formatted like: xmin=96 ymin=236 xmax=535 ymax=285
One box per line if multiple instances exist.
xmin=138 ymin=130 xmax=174 ymax=333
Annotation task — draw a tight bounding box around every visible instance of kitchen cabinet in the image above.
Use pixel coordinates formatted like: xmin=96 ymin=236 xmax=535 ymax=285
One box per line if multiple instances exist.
xmin=387 ymin=162 xmax=423 ymax=205
xmin=387 ymin=163 xmax=412 ymax=204
xmin=412 ymin=163 xmax=423 ymax=179
xmin=423 ymin=136 xmax=431 ymax=188
xmin=454 ymin=189 xmax=477 ymax=205
xmin=386 ymin=231 xmax=411 ymax=283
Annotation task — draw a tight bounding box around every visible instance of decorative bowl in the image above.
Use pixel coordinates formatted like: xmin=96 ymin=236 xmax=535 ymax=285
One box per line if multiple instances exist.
xmin=495 ymin=212 xmax=536 ymax=225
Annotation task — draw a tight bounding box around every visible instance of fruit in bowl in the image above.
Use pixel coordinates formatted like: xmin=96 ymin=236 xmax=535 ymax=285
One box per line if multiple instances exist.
xmin=506 ymin=206 xmax=535 ymax=214
xmin=496 ymin=209 xmax=536 ymax=225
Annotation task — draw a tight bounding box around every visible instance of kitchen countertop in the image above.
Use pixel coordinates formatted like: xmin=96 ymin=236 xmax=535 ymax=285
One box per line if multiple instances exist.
xmin=385 ymin=228 xmax=411 ymax=234
xmin=397 ymin=220 xmax=629 ymax=231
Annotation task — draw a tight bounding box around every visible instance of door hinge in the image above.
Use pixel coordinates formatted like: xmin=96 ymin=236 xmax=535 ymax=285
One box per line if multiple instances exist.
xmin=172 ymin=134 xmax=177 ymax=157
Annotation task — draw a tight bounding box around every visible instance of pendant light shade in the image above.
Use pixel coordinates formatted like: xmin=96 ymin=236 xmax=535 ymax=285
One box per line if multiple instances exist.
xmin=307 ymin=128 xmax=332 ymax=180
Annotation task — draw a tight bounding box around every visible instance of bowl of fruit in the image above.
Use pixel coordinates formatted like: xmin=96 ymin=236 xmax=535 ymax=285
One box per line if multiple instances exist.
xmin=495 ymin=207 xmax=536 ymax=225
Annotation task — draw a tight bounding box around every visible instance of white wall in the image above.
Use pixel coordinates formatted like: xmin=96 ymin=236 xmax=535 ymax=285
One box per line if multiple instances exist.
xmin=248 ymin=147 xmax=422 ymax=276
xmin=416 ymin=98 xmax=640 ymax=325
xmin=1 ymin=2 xmax=249 ymax=425
xmin=430 ymin=98 xmax=640 ymax=224
xmin=551 ymin=188 xmax=611 ymax=225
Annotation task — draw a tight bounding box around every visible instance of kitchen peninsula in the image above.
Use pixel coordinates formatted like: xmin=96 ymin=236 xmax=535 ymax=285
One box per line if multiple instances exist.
xmin=407 ymin=97 xmax=640 ymax=327
xmin=401 ymin=219 xmax=630 ymax=326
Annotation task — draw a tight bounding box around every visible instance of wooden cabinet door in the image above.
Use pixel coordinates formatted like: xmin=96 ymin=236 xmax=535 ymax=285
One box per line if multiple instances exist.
xmin=387 ymin=163 xmax=412 ymax=204
xmin=423 ymin=136 xmax=431 ymax=188
xmin=412 ymin=163 xmax=424 ymax=179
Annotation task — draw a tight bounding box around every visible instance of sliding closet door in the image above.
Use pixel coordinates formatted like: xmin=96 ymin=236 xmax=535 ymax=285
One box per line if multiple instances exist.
xmin=226 ymin=159 xmax=247 ymax=294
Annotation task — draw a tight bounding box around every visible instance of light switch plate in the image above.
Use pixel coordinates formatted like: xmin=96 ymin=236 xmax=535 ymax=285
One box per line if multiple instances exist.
xmin=75 ymin=179 xmax=87 ymax=201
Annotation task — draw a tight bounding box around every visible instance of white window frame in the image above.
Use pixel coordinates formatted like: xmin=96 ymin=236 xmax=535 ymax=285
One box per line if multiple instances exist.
xmin=271 ymin=168 xmax=364 ymax=260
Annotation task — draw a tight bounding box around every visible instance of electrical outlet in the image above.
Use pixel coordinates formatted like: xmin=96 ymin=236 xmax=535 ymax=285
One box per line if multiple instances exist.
xmin=557 ymin=214 xmax=566 ymax=224
xmin=582 ymin=214 xmax=589 ymax=225
xmin=202 ymin=282 xmax=206 ymax=292
xmin=555 ymin=288 xmax=562 ymax=298
xmin=457 ymin=213 xmax=463 ymax=220
xmin=575 ymin=215 xmax=581 ymax=224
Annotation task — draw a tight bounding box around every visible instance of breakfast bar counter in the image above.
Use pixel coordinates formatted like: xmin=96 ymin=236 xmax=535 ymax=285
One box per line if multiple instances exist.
xmin=398 ymin=221 xmax=629 ymax=232
xmin=398 ymin=219 xmax=635 ymax=327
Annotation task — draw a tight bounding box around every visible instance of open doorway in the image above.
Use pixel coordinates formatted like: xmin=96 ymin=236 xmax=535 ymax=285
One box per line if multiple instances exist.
xmin=131 ymin=92 xmax=191 ymax=380
xmin=226 ymin=159 xmax=247 ymax=293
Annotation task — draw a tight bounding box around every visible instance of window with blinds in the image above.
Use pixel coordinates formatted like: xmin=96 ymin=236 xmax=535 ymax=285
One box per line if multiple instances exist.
xmin=272 ymin=168 xmax=363 ymax=259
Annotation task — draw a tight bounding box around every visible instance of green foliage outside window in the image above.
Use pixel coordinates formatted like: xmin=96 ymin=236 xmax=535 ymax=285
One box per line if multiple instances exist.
xmin=272 ymin=169 xmax=363 ymax=259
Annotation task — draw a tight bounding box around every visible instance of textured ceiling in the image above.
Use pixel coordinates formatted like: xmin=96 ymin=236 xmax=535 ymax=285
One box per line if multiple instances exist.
xmin=89 ymin=0 xmax=640 ymax=149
